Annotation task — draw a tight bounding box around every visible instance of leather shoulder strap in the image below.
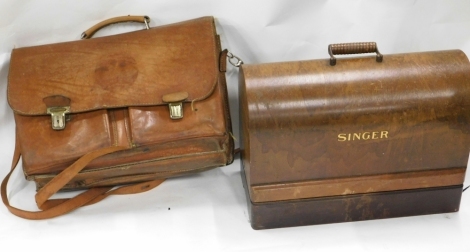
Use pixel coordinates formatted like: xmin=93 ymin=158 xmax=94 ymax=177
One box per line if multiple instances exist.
xmin=1 ymin=133 xmax=164 ymax=220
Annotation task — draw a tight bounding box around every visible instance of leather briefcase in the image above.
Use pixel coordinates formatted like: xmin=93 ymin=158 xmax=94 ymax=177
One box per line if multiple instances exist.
xmin=239 ymin=42 xmax=470 ymax=229
xmin=2 ymin=15 xmax=234 ymax=219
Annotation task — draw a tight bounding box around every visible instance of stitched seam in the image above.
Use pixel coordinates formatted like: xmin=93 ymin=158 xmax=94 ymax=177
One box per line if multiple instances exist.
xmin=110 ymin=110 xmax=118 ymax=146
xmin=81 ymin=148 xmax=225 ymax=173
xmin=123 ymin=109 xmax=132 ymax=147
xmin=191 ymin=18 xmax=219 ymax=108
xmin=26 ymin=134 xmax=228 ymax=174
xmin=7 ymin=50 xmax=14 ymax=111
xmin=102 ymin=111 xmax=112 ymax=146
xmin=214 ymin=33 xmax=234 ymax=163
xmin=84 ymin=165 xmax=219 ymax=187
xmin=29 ymin=147 xmax=226 ymax=180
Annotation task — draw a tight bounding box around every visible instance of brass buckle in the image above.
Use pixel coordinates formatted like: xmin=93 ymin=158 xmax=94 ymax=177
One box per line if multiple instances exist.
xmin=46 ymin=106 xmax=70 ymax=130
xmin=168 ymin=102 xmax=184 ymax=119
xmin=162 ymin=92 xmax=188 ymax=120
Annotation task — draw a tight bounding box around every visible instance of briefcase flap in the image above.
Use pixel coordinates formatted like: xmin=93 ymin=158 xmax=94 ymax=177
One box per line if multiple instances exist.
xmin=8 ymin=16 xmax=219 ymax=115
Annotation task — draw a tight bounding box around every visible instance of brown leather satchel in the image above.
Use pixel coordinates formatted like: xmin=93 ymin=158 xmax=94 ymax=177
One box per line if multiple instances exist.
xmin=2 ymin=15 xmax=234 ymax=219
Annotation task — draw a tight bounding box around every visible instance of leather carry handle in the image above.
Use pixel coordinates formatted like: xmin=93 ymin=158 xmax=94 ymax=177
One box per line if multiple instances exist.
xmin=328 ymin=42 xmax=383 ymax=66
xmin=81 ymin=15 xmax=150 ymax=39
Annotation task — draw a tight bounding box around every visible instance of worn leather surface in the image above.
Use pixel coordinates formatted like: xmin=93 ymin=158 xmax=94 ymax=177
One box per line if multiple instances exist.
xmin=8 ymin=17 xmax=219 ymax=115
xmin=81 ymin=15 xmax=149 ymax=39
xmin=239 ymin=50 xmax=470 ymax=202
xmin=1 ymin=137 xmax=165 ymax=219
xmin=8 ymin=16 xmax=234 ymax=190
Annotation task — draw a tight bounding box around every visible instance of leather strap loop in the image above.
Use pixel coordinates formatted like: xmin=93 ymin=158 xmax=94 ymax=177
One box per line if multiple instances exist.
xmin=81 ymin=15 xmax=150 ymax=39
xmin=1 ymin=133 xmax=165 ymax=220
xmin=34 ymin=146 xmax=127 ymax=207
xmin=219 ymin=49 xmax=228 ymax=72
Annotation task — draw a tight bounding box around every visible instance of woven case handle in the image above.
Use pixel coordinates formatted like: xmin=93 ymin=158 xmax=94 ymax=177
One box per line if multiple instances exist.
xmin=328 ymin=42 xmax=383 ymax=66
xmin=81 ymin=15 xmax=150 ymax=39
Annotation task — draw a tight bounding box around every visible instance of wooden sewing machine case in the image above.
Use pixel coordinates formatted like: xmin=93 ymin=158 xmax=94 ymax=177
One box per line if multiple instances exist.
xmin=238 ymin=42 xmax=470 ymax=229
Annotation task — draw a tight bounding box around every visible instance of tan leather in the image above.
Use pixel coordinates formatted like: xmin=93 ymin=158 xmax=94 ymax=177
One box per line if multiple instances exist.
xmin=2 ymin=16 xmax=234 ymax=219
xmin=239 ymin=49 xmax=470 ymax=202
xmin=162 ymin=92 xmax=189 ymax=103
xmin=9 ymin=17 xmax=220 ymax=115
xmin=219 ymin=49 xmax=228 ymax=72
xmin=81 ymin=15 xmax=150 ymax=39
xmin=34 ymin=145 xmax=128 ymax=207
xmin=42 ymin=95 xmax=71 ymax=108
xmin=1 ymin=135 xmax=165 ymax=219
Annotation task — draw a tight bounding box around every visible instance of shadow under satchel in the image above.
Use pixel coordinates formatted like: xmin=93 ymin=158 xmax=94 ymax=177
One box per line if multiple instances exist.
xmin=1 ymin=15 xmax=234 ymax=219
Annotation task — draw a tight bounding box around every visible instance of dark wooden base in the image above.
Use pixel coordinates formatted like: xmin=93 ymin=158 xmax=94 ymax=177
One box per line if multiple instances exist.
xmin=241 ymin=169 xmax=463 ymax=230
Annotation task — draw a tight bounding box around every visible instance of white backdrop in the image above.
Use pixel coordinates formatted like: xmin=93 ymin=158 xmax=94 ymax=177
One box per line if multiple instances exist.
xmin=1 ymin=0 xmax=470 ymax=251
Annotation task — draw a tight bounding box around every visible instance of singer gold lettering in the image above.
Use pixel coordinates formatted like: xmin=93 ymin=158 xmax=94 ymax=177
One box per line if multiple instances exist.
xmin=338 ymin=131 xmax=389 ymax=142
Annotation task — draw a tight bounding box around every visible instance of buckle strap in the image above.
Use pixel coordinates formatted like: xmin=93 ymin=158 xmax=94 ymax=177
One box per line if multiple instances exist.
xmin=1 ymin=133 xmax=165 ymax=220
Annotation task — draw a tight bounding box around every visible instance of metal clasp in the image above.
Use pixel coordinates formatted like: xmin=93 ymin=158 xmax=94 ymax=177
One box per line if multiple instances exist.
xmin=143 ymin=16 xmax=150 ymax=30
xmin=162 ymin=92 xmax=188 ymax=120
xmin=46 ymin=106 xmax=70 ymax=130
xmin=168 ymin=102 xmax=184 ymax=119
xmin=227 ymin=51 xmax=244 ymax=67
